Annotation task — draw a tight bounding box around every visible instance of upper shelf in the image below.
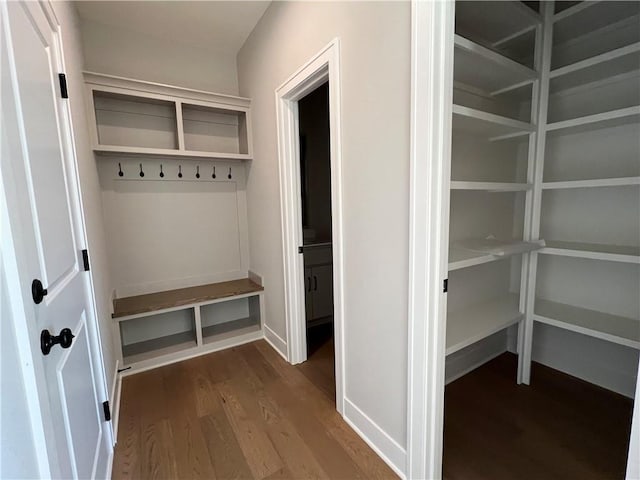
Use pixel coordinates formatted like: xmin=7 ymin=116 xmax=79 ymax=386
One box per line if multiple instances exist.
xmin=553 ymin=2 xmax=640 ymax=46
xmin=449 ymin=237 xmax=544 ymax=271
xmin=454 ymin=35 xmax=537 ymax=94
xmin=542 ymin=177 xmax=640 ymax=190
xmin=85 ymin=72 xmax=253 ymax=161
xmin=452 ymin=104 xmax=534 ymax=140
xmin=540 ymin=240 xmax=640 ymax=264
xmin=546 ymin=106 xmax=640 ymax=136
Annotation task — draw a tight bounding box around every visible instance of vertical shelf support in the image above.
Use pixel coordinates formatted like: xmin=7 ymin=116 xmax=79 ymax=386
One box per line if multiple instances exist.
xmin=518 ymin=0 xmax=554 ymax=385
xmin=175 ymin=100 xmax=186 ymax=151
xmin=194 ymin=305 xmax=203 ymax=347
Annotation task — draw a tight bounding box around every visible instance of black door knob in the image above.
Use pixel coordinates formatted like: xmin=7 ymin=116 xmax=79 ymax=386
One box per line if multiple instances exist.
xmin=32 ymin=279 xmax=48 ymax=304
xmin=41 ymin=328 xmax=74 ymax=355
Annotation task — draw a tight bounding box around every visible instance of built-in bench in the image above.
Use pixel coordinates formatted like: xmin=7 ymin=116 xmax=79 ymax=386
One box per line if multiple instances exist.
xmin=113 ymin=278 xmax=264 ymax=372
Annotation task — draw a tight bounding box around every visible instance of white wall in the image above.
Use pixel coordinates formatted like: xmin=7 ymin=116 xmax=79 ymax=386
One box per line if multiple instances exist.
xmin=237 ymin=1 xmax=411 ymax=467
xmin=52 ymin=1 xmax=118 ymax=411
xmin=80 ymin=18 xmax=239 ymax=95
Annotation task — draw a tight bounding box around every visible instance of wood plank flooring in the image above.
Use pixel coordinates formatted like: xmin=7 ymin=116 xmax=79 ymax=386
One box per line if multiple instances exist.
xmin=444 ymin=353 xmax=634 ymax=480
xmin=112 ymin=340 xmax=397 ymax=480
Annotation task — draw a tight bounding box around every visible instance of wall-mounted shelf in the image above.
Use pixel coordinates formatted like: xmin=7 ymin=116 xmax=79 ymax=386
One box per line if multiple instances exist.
xmin=553 ymin=2 xmax=640 ymax=45
xmin=542 ymin=177 xmax=640 ymax=190
xmin=452 ymin=104 xmax=534 ymax=139
xmin=546 ymin=105 xmax=640 ymax=135
xmin=451 ymin=181 xmax=532 ymax=192
xmin=85 ymin=72 xmax=253 ymax=161
xmin=454 ymin=34 xmax=537 ymax=93
xmin=449 ymin=238 xmax=544 ymax=271
xmin=540 ymin=240 xmax=640 ymax=264
xmin=446 ymin=294 xmax=522 ymax=355
xmin=114 ymin=278 xmax=264 ymax=372
xmin=534 ymin=298 xmax=640 ymax=350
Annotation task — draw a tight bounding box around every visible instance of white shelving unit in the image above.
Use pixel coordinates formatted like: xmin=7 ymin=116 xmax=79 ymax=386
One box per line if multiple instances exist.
xmin=84 ymin=72 xmax=253 ymax=161
xmin=447 ymin=1 xmax=639 ymax=395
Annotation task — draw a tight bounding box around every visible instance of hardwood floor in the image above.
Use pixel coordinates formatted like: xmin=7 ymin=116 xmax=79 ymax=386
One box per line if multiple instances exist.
xmin=444 ymin=353 xmax=634 ymax=480
xmin=112 ymin=340 xmax=397 ymax=480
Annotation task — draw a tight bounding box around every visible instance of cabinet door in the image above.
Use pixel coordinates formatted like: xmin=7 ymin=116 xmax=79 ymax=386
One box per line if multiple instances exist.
xmin=304 ymin=267 xmax=314 ymax=323
xmin=311 ymin=265 xmax=333 ymax=319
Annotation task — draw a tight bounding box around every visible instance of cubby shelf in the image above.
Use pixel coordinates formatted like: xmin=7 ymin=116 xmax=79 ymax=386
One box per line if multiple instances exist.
xmin=446 ymin=294 xmax=522 ymax=355
xmin=534 ymin=298 xmax=640 ymax=350
xmin=550 ymin=43 xmax=640 ymax=94
xmin=122 ymin=332 xmax=198 ymax=365
xmin=541 ymin=177 xmax=640 ymax=190
xmin=454 ymin=34 xmax=537 ymax=93
xmin=452 ymin=104 xmax=534 ymax=139
xmin=553 ymin=2 xmax=640 ymax=44
xmin=449 ymin=238 xmax=544 ymax=271
xmin=540 ymin=240 xmax=640 ymax=264
xmin=451 ymin=181 xmax=532 ymax=192
xmin=546 ymin=105 xmax=640 ymax=135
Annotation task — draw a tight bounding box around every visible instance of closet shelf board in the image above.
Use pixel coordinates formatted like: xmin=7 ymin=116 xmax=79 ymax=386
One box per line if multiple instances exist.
xmin=451 ymin=181 xmax=532 ymax=192
xmin=546 ymin=106 xmax=640 ymax=135
xmin=454 ymin=34 xmax=536 ymax=92
xmin=112 ymin=278 xmax=264 ymax=319
xmin=549 ymin=43 xmax=640 ymax=94
xmin=94 ymin=145 xmax=252 ymax=161
xmin=553 ymin=1 xmax=640 ymax=45
xmin=540 ymin=240 xmax=640 ymax=264
xmin=452 ymin=104 xmax=534 ymax=139
xmin=534 ymin=298 xmax=640 ymax=350
xmin=448 ymin=239 xmax=543 ymax=271
xmin=202 ymin=318 xmax=261 ymax=345
xmin=446 ymin=294 xmax=522 ymax=355
xmin=542 ymin=177 xmax=640 ymax=190
xmin=122 ymin=331 xmax=198 ymax=364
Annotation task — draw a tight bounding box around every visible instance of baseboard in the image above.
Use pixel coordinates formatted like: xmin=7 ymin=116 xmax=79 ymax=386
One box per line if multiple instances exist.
xmin=263 ymin=324 xmax=288 ymax=361
xmin=343 ymin=398 xmax=407 ymax=479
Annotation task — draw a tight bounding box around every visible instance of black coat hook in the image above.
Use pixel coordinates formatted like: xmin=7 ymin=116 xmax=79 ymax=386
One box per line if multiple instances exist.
xmin=139 ymin=163 xmax=144 ymax=178
xmin=196 ymin=165 xmax=200 ymax=179
xmin=228 ymin=167 xmax=232 ymax=179
xmin=178 ymin=165 xmax=183 ymax=178
xmin=159 ymin=164 xmax=164 ymax=178
xmin=118 ymin=163 xmax=123 ymax=177
xmin=212 ymin=166 xmax=216 ymax=179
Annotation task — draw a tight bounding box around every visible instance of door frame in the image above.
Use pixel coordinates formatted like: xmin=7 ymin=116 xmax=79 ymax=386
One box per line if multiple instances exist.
xmin=275 ymin=38 xmax=345 ymax=413
xmin=1 ymin=1 xmax=111 ymax=476
xmin=406 ymin=1 xmax=455 ymax=479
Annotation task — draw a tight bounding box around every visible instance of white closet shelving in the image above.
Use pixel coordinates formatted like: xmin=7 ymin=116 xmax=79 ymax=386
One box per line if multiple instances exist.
xmin=447 ymin=0 xmax=639 ymax=392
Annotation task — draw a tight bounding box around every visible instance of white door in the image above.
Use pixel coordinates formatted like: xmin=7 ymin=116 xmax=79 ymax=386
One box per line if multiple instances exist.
xmin=2 ymin=2 xmax=108 ymax=478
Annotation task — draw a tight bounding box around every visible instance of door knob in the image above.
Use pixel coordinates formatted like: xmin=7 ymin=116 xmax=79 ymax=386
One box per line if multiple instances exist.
xmin=32 ymin=279 xmax=48 ymax=304
xmin=41 ymin=328 xmax=74 ymax=355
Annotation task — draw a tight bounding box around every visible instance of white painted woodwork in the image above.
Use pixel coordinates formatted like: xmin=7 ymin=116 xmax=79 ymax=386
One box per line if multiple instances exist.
xmin=450 ymin=181 xmax=532 ymax=191
xmin=85 ymin=72 xmax=252 ymax=160
xmin=452 ymin=104 xmax=533 ymax=138
xmin=2 ymin=2 xmax=109 ymax=476
xmin=541 ymin=240 xmax=640 ymax=264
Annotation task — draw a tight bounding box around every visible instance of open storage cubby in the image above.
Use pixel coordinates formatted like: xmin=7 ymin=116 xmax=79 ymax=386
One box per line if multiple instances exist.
xmin=181 ymin=103 xmax=249 ymax=155
xmin=92 ymin=91 xmax=178 ymax=150
xmin=200 ymin=295 xmax=261 ymax=344
xmin=85 ymin=72 xmax=252 ymax=161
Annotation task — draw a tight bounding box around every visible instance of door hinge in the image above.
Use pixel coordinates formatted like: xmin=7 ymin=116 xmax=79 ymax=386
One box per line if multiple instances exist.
xmin=58 ymin=73 xmax=68 ymax=99
xmin=102 ymin=401 xmax=111 ymax=422
xmin=443 ymin=278 xmax=448 ymax=293
xmin=82 ymin=249 xmax=90 ymax=271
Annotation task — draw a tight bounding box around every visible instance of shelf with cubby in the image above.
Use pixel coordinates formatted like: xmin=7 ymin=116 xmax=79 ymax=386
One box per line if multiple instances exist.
xmin=452 ymin=104 xmax=534 ymax=139
xmin=114 ymin=278 xmax=264 ymax=371
xmin=546 ymin=106 xmax=640 ymax=135
xmin=85 ymin=72 xmax=252 ymax=161
xmin=449 ymin=238 xmax=544 ymax=271
xmin=533 ymin=298 xmax=640 ymax=350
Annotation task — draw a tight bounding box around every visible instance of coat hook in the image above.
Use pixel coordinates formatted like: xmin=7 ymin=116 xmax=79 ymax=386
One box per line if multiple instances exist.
xmin=228 ymin=167 xmax=232 ymax=179
xmin=196 ymin=165 xmax=200 ymax=179
xmin=159 ymin=164 xmax=164 ymax=178
xmin=139 ymin=163 xmax=144 ymax=178
xmin=212 ymin=166 xmax=216 ymax=179
xmin=118 ymin=162 xmax=123 ymax=177
xmin=178 ymin=165 xmax=183 ymax=178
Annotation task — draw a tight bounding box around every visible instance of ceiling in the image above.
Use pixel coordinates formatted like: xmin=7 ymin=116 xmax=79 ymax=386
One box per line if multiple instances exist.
xmin=74 ymin=1 xmax=271 ymax=55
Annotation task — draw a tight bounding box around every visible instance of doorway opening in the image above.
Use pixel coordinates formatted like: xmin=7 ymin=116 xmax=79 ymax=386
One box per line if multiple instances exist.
xmin=297 ymin=83 xmax=335 ymax=400
xmin=275 ymin=39 xmax=344 ymax=413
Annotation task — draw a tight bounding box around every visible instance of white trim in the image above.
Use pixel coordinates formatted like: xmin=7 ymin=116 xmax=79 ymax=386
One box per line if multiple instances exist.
xmin=275 ymin=38 xmax=345 ymax=414
xmin=109 ymin=360 xmax=122 ymax=443
xmin=343 ymin=399 xmax=407 ymax=480
xmin=407 ymin=1 xmax=454 ymax=479
xmin=263 ymin=325 xmax=288 ymax=361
